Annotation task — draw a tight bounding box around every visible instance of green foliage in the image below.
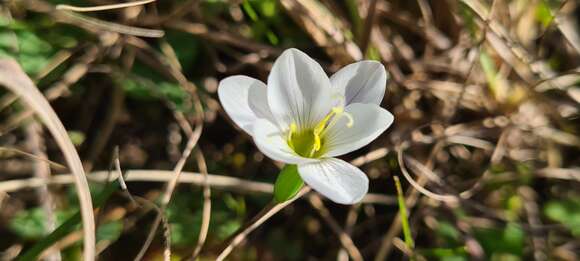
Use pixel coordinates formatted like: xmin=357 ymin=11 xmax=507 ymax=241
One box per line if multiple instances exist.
xmin=118 ymin=63 xmax=190 ymax=111
xmin=2 ymin=1 xmax=577 ymax=260
xmin=165 ymin=30 xmax=200 ymax=73
xmin=535 ymin=1 xmax=554 ymax=28
xmin=243 ymin=0 xmax=280 ymax=45
xmin=457 ymin=3 xmax=479 ymax=38
xmin=366 ymin=47 xmax=381 ymax=61
xmin=166 ymin=193 xmax=203 ymax=247
xmin=479 ymin=51 xmax=499 ymax=94
xmin=96 ymin=221 xmax=123 ymax=242
xmin=9 ymin=208 xmax=47 ymax=240
xmin=61 ymin=245 xmax=83 ymax=261
xmin=419 ymin=247 xmax=468 ymax=261
xmin=274 ymin=165 xmax=304 ymax=203
xmin=0 ymin=30 xmax=51 ymax=75
xmin=420 ymin=221 xmax=469 ymax=260
xmin=166 ymin=191 xmax=243 ymax=247
xmin=544 ymin=198 xmax=580 ymax=236
xmin=8 ymin=200 xmax=122 ymax=244
xmin=345 ymin=0 xmax=362 ymax=39
xmin=242 ymin=1 xmax=259 ymax=21
xmin=266 ymin=228 xmax=303 ymax=261
xmin=16 ymin=181 xmax=121 ymax=261
xmin=9 ymin=208 xmax=74 ymax=240
xmin=505 ymin=194 xmax=523 ymax=220
xmin=474 ymin=223 xmax=525 ymax=258
xmin=68 ymin=130 xmax=86 ymax=146
xmin=436 ymin=221 xmax=461 ymax=243
xmin=223 ymin=193 xmax=246 ymax=217
xmin=0 ymin=17 xmax=85 ymax=77
xmin=200 ymin=0 xmax=231 ymax=18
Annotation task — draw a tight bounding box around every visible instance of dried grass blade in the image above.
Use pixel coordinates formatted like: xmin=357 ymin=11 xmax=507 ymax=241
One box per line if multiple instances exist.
xmin=190 ymin=149 xmax=211 ymax=259
xmin=56 ymin=0 xmax=155 ymax=12
xmin=0 ymin=147 xmax=67 ymax=170
xmin=0 ymin=59 xmax=95 ymax=261
xmin=58 ymin=11 xmax=164 ymax=38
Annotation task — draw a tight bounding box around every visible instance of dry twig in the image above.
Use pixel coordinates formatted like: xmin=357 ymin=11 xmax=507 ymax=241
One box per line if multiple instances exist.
xmin=215 ymin=187 xmax=311 ymax=261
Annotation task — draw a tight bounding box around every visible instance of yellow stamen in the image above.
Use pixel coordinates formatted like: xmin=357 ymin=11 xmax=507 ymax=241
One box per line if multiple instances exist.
xmin=286 ymin=104 xmax=355 ymax=158
xmin=343 ymin=112 xmax=354 ymax=127
xmin=310 ymin=106 xmax=355 ymax=156
xmin=310 ymin=135 xmax=321 ymax=157
xmin=311 ymin=110 xmax=335 ymax=156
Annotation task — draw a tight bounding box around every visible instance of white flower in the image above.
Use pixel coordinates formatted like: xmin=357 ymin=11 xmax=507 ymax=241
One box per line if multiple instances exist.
xmin=218 ymin=48 xmax=394 ymax=204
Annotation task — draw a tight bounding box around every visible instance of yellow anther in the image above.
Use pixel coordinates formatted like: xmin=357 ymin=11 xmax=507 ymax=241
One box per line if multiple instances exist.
xmin=331 ymin=107 xmax=344 ymax=114
xmin=310 ymin=134 xmax=321 ymax=157
xmin=286 ymin=103 xmax=355 ymax=158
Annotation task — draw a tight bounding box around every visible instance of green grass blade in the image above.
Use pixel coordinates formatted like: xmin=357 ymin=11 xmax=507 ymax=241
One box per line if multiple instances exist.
xmin=394 ymin=176 xmax=415 ymax=253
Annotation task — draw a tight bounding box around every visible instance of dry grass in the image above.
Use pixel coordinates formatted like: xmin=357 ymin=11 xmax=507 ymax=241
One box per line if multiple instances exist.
xmin=0 ymin=0 xmax=578 ymax=260
xmin=0 ymin=59 xmax=95 ymax=261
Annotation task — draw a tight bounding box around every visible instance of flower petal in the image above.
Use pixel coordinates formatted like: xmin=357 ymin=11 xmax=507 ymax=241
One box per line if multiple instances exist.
xmin=323 ymin=103 xmax=393 ymax=157
xmin=298 ymin=158 xmax=368 ymax=204
xmin=218 ymin=75 xmax=274 ymax=135
xmin=330 ymin=61 xmax=387 ymax=105
xmin=267 ymin=48 xmax=335 ymax=130
xmin=253 ymin=119 xmax=316 ymax=164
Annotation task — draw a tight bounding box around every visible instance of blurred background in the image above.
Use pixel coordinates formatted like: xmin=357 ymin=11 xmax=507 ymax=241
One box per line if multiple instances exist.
xmin=0 ymin=0 xmax=579 ymax=260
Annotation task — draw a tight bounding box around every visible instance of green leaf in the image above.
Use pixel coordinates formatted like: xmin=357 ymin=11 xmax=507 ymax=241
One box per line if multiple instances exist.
xmin=17 ymin=31 xmax=52 ymax=55
xmin=259 ymin=0 xmax=277 ymax=18
xmin=436 ymin=221 xmax=461 ymax=243
xmin=96 ymin=221 xmax=123 ymax=242
xmin=544 ymin=198 xmax=580 ymax=236
xmin=418 ymin=247 xmax=467 ymax=259
xmin=10 ymin=208 xmax=76 ymax=240
xmin=9 ymin=208 xmax=47 ymax=240
xmin=164 ymin=30 xmax=199 ymax=73
xmin=536 ymin=0 xmax=554 ymax=28
xmin=479 ymin=52 xmax=497 ymax=90
xmin=243 ymin=0 xmax=259 ymax=21
xmin=474 ymin=223 xmax=524 ymax=257
xmin=274 ymin=165 xmax=304 ymax=203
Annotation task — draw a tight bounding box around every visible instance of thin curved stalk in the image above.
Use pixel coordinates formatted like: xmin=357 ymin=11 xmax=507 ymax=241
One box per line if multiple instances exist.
xmin=0 ymin=59 xmax=95 ymax=261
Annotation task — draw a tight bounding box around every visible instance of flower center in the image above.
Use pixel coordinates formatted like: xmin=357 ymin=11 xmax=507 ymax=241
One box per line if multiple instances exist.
xmin=287 ymin=106 xmax=354 ymax=158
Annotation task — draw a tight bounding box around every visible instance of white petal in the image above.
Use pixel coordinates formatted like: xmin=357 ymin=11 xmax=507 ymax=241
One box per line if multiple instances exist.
xmin=252 ymin=119 xmax=316 ymax=164
xmin=323 ymin=103 xmax=393 ymax=157
xmin=218 ymin=75 xmax=274 ymax=135
xmin=267 ymin=48 xmax=335 ymax=130
xmin=330 ymin=61 xmax=387 ymax=105
xmin=298 ymin=158 xmax=368 ymax=204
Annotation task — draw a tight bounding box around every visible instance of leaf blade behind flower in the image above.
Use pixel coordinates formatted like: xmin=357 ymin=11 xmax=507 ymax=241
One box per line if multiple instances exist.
xmin=274 ymin=165 xmax=304 ymax=203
